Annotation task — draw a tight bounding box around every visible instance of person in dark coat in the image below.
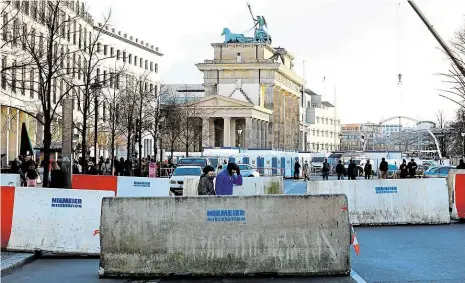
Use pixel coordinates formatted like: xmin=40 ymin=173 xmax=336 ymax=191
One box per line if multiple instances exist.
xmin=399 ymin=159 xmax=408 ymax=178
xmin=50 ymin=161 xmax=65 ymax=188
xmin=118 ymin=157 xmax=125 ymax=176
xmin=407 ymin=159 xmax=417 ymax=178
xmin=322 ymin=159 xmax=330 ymax=180
xmin=364 ymin=160 xmax=373 ymax=179
xmin=379 ymin=158 xmax=388 ymax=179
xmin=198 ymin=165 xmax=216 ymax=195
xmin=336 ymin=160 xmax=345 ymax=180
xmin=293 ymin=161 xmax=301 ymax=181
xmin=348 ymin=160 xmax=357 ymax=180
xmin=87 ymin=162 xmax=99 ymax=175
xmin=457 ymin=159 xmax=465 ymax=169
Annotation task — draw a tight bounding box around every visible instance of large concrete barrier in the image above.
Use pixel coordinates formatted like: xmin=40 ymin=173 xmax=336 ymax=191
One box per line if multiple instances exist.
xmin=307 ymin=179 xmax=450 ymax=225
xmin=99 ymin=195 xmax=350 ymax=277
xmin=448 ymin=170 xmax=465 ymax=219
xmin=183 ymin=176 xmax=283 ymax=196
xmin=2 ymin=186 xmax=112 ymax=254
xmin=0 ymin=173 xmax=21 ymax=186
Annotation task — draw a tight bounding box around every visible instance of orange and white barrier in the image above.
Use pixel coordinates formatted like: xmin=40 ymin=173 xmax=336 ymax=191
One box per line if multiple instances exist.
xmin=1 ymin=186 xmax=113 ymax=255
xmin=448 ymin=170 xmax=465 ymax=220
xmin=307 ymin=178 xmax=450 ymax=225
xmin=72 ymin=175 xmax=169 ymax=197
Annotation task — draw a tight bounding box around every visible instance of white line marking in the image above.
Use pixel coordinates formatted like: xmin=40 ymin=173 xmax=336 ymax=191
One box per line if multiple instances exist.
xmin=350 ymin=269 xmax=368 ymax=283
xmin=284 ymin=182 xmax=299 ymax=193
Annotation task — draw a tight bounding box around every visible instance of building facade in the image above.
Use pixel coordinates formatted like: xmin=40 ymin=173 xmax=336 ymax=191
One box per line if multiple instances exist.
xmin=196 ymin=43 xmax=305 ymax=150
xmin=0 ymin=0 xmax=162 ymax=166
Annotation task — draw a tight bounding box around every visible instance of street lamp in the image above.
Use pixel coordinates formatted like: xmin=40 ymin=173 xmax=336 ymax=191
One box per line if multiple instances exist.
xmin=237 ymin=126 xmax=243 ymax=152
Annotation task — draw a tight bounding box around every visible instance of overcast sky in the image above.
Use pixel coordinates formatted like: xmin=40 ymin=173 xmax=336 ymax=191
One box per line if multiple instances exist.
xmin=88 ymin=0 xmax=465 ymax=125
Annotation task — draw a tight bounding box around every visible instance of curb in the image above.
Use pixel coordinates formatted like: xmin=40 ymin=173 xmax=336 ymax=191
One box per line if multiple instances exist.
xmin=1 ymin=253 xmax=36 ymax=276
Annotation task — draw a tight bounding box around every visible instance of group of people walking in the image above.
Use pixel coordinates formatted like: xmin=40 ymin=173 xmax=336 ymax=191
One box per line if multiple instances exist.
xmin=196 ymin=162 xmax=243 ymax=195
xmin=293 ymin=157 xmax=422 ymax=181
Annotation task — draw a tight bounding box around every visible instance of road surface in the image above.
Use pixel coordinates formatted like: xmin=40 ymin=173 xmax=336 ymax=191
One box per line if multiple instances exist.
xmin=3 ymin=179 xmax=464 ymax=283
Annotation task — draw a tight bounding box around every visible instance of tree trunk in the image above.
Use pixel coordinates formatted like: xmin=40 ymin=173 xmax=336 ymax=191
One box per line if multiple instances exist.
xmin=42 ymin=119 xmax=52 ymax=187
xmin=110 ymin=114 xmax=115 ymax=175
xmin=81 ymin=112 xmax=88 ymax=174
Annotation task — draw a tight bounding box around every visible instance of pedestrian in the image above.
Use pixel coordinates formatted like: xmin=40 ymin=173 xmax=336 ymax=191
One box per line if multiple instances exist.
xmin=98 ymin=156 xmax=104 ymax=175
xmin=379 ymin=158 xmax=388 ymax=179
xmin=399 ymin=159 xmax=408 ymax=178
xmin=25 ymin=163 xmax=38 ymax=187
xmin=198 ymin=165 xmax=216 ymax=195
xmin=407 ymin=158 xmax=417 ymax=178
xmin=72 ymin=160 xmax=80 ymax=174
xmin=457 ymin=159 xmax=465 ymax=169
xmin=348 ymin=159 xmax=357 ymax=180
xmin=293 ymin=160 xmax=301 ymax=181
xmin=364 ymin=160 xmax=373 ymax=179
xmin=88 ymin=161 xmax=99 ymax=175
xmin=322 ymin=159 xmax=330 ymax=180
xmin=336 ymin=160 xmax=345 ymax=180
xmin=215 ymin=163 xmax=243 ymax=195
xmin=303 ymin=161 xmax=310 ymax=181
xmin=50 ymin=161 xmax=65 ymax=188
xmin=102 ymin=158 xmax=112 ymax=175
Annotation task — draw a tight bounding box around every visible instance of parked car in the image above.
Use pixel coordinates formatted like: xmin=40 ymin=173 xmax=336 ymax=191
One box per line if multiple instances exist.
xmin=169 ymin=166 xmax=202 ymax=196
xmin=237 ymin=164 xmax=260 ymax=177
xmin=423 ymin=166 xmax=455 ymax=178
xmin=177 ymin=157 xmax=211 ymax=169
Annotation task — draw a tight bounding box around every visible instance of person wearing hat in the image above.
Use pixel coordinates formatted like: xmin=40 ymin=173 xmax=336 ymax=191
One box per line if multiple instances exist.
xmin=215 ymin=162 xmax=243 ymax=195
xmin=88 ymin=161 xmax=99 ymax=175
xmin=198 ymin=165 xmax=216 ymax=195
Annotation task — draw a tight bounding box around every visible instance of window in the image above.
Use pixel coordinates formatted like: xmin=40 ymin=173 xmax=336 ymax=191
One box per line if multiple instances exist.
xmin=23 ymin=0 xmax=29 ymax=15
xmin=88 ymin=31 xmax=92 ymax=53
xmin=31 ymin=2 xmax=37 ymax=20
xmin=154 ymin=85 xmax=158 ymax=96
xmin=145 ymin=60 xmax=148 ymax=69
xmin=150 ymin=62 xmax=153 ymax=71
xmin=52 ymin=79 xmax=57 ymax=104
xmin=30 ymin=28 xmax=35 ymax=50
xmin=66 ymin=48 xmax=70 ymax=74
xmin=134 ymin=56 xmax=137 ymax=66
xmin=67 ymin=16 xmax=71 ymax=41
xmin=2 ymin=13 xmax=8 ymax=41
xmin=128 ymin=54 xmax=132 ymax=64
xmin=110 ymin=47 xmax=114 ymax=57
xmin=22 ymin=23 xmax=27 ymax=50
xmin=12 ymin=19 xmax=19 ymax=46
xmin=103 ymin=70 xmax=107 ymax=86
xmin=77 ymin=88 xmax=81 ymax=111
xmin=116 ymin=50 xmax=120 ymax=60
xmin=103 ymin=45 xmax=107 ymax=55
xmin=60 ymin=45 xmax=64 ymax=68
xmin=83 ymin=28 xmax=87 ymax=50
xmin=236 ymin=52 xmax=241 ymax=63
xmin=61 ymin=12 xmax=65 ymax=36
xmin=140 ymin=58 xmax=143 ymax=67
xmin=155 ymin=63 xmax=158 ymax=73
xmin=59 ymin=80 xmax=63 ymax=105
xmin=316 ymin=117 xmax=320 ymax=123
xmin=102 ymin=102 xmax=106 ymax=122
xmin=77 ymin=55 xmax=81 ymax=80
xmin=96 ymin=68 xmax=100 ymax=83
xmin=123 ymin=51 xmax=126 ymax=62
xmin=1 ymin=56 xmax=6 ymax=90
xmin=29 ymin=69 xmax=34 ymax=98
xmin=150 ymin=84 xmax=153 ymax=92
xmin=11 ymin=60 xmax=16 ymax=93
xmin=78 ymin=24 xmax=82 ymax=49
xmin=21 ymin=66 xmax=25 ymax=95
xmin=83 ymin=58 xmax=87 ymax=81
xmin=97 ymin=43 xmax=101 ymax=53
xmin=115 ymin=73 xmax=119 ymax=89
xmin=14 ymin=1 xmax=20 ymax=10
xmin=109 ymin=70 xmax=113 ymax=88
xmin=72 ymin=53 xmax=76 ymax=77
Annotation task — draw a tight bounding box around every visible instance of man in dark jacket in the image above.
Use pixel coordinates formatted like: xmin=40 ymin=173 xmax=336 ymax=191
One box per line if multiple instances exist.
xmin=407 ymin=159 xmax=417 ymax=178
xmin=294 ymin=161 xmax=301 ymax=181
xmin=198 ymin=165 xmax=216 ymax=195
xmin=336 ymin=160 xmax=345 ymax=180
xmin=399 ymin=159 xmax=408 ymax=178
xmin=322 ymin=159 xmax=330 ymax=180
xmin=348 ymin=160 xmax=357 ymax=180
xmin=364 ymin=160 xmax=373 ymax=179
xmin=456 ymin=159 xmax=465 ymax=169
xmin=379 ymin=158 xmax=388 ymax=179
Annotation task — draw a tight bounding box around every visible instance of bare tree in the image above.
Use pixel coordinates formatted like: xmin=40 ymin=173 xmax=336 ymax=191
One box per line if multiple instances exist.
xmin=160 ymin=91 xmax=182 ymax=160
xmin=439 ymin=23 xmax=465 ymax=109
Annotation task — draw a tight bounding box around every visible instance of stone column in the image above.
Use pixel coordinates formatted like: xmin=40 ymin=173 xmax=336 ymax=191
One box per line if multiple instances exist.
xmin=202 ymin=118 xmax=211 ymax=148
xmin=223 ymin=117 xmax=231 ymax=147
xmin=244 ymin=117 xmax=253 ymax=148
xmin=264 ymin=122 xmax=268 ymax=148
xmin=257 ymin=120 xmax=262 ymax=148
xmin=230 ymin=118 xmax=236 ymax=147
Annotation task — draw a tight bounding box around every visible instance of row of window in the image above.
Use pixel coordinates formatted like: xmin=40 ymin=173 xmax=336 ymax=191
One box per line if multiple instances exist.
xmin=311 ymin=129 xmax=339 ymax=138
xmin=97 ymin=43 xmax=158 ymax=73
xmin=310 ymin=143 xmax=338 ymax=151
xmin=315 ymin=117 xmax=340 ymax=126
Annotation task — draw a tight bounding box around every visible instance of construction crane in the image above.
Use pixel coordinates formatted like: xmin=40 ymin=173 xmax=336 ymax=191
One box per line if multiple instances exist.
xmin=407 ymin=0 xmax=465 ymax=78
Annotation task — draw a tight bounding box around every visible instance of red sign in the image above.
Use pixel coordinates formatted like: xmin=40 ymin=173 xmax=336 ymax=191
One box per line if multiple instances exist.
xmin=149 ymin=162 xmax=157 ymax=178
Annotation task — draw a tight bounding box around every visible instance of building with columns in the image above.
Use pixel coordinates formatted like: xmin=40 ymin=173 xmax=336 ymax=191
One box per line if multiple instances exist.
xmin=195 ymin=43 xmax=306 ymax=150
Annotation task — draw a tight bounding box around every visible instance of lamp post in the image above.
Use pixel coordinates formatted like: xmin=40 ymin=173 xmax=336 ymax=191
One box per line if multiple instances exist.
xmin=90 ymin=82 xmax=102 ymax=161
xmin=237 ymin=126 xmax=243 ymax=153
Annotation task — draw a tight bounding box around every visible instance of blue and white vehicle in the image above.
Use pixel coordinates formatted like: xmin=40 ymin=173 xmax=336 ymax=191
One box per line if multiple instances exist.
xmin=237 ymin=164 xmax=260 ymax=177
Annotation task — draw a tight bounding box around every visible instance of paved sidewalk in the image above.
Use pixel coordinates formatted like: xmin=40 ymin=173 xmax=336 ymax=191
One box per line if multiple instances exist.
xmin=1 ymin=252 xmax=36 ymax=276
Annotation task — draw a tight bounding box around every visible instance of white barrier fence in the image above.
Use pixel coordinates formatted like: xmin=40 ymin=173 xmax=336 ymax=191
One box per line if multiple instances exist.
xmin=307 ymin=179 xmax=450 ymax=225
xmin=184 ymin=176 xmax=284 ymax=196
xmin=6 ymin=187 xmax=113 ymax=255
xmin=117 ymin=176 xmax=169 ymax=197
xmin=1 ymin=173 xmax=21 ymax=186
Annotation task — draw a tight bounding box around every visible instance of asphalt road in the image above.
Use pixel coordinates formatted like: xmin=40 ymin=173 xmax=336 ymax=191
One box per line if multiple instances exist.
xmin=3 ymin=180 xmax=465 ymax=283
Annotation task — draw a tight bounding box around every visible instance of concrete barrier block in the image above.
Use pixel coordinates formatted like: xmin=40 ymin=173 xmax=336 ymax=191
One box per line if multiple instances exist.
xmin=183 ymin=177 xmax=200 ymax=196
xmin=183 ymin=177 xmax=284 ymax=196
xmin=99 ymin=195 xmax=350 ymax=277
xmin=117 ymin=176 xmax=169 ymax=197
xmin=307 ymin=179 xmax=449 ymax=225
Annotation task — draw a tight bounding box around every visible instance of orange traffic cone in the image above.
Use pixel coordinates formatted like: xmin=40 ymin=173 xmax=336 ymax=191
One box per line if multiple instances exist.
xmin=351 ymin=225 xmax=360 ymax=256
